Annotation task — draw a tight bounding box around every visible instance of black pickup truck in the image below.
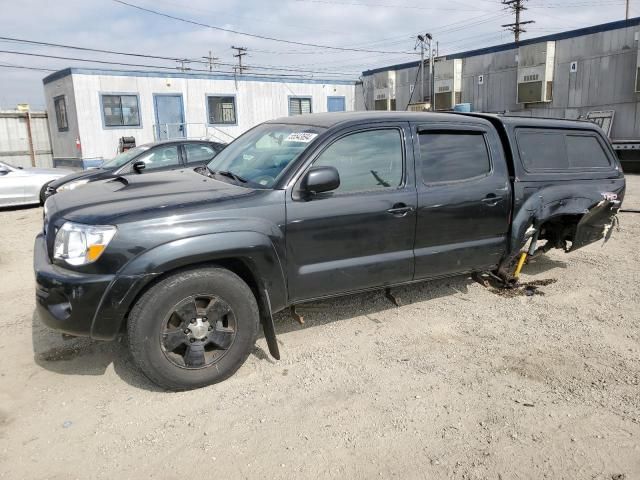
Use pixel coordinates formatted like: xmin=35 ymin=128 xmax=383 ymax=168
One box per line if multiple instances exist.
xmin=34 ymin=112 xmax=624 ymax=390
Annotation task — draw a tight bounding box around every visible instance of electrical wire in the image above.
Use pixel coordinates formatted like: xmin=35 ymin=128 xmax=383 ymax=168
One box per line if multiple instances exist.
xmin=112 ymin=0 xmax=416 ymax=55
xmin=0 ymin=49 xmax=358 ymax=78
xmin=0 ymin=36 xmax=361 ymax=76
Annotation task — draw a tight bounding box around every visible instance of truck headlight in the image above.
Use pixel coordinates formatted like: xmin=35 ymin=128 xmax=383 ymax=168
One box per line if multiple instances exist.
xmin=53 ymin=222 xmax=117 ymax=266
xmin=58 ymin=179 xmax=90 ymax=192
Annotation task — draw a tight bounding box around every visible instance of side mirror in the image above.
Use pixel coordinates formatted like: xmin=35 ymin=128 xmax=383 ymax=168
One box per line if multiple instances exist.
xmin=301 ymin=166 xmax=340 ymax=196
xmin=0 ymin=167 xmax=9 ymax=176
xmin=132 ymin=160 xmax=146 ymax=173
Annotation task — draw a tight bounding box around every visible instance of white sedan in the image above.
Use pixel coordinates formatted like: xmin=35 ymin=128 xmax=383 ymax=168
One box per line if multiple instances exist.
xmin=0 ymin=161 xmax=74 ymax=208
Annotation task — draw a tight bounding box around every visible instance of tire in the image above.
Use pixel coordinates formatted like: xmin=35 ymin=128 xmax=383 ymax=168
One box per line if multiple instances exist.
xmin=127 ymin=267 xmax=259 ymax=391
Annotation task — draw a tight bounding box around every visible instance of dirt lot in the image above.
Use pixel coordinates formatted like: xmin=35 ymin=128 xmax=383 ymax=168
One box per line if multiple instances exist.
xmin=0 ymin=177 xmax=639 ymax=480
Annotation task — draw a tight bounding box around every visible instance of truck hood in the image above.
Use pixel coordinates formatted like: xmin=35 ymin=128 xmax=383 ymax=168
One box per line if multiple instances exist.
xmin=46 ymin=169 xmax=253 ymax=224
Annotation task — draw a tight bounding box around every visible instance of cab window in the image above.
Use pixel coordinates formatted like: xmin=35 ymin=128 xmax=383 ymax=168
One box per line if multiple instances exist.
xmin=313 ymin=129 xmax=403 ymax=194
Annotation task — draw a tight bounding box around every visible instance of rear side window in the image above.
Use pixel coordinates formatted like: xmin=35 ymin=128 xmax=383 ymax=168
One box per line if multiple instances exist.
xmin=184 ymin=143 xmax=217 ymax=165
xmin=566 ymin=135 xmax=611 ymax=168
xmin=518 ymin=131 xmax=568 ymax=170
xmin=517 ymin=129 xmax=611 ymax=172
xmin=419 ymin=132 xmax=491 ymax=183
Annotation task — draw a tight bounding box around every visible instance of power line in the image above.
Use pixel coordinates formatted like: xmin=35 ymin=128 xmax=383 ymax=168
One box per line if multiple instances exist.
xmin=0 ymin=49 xmax=357 ymax=78
xmin=0 ymin=37 xmax=361 ymax=76
xmin=111 ymin=0 xmax=416 ymax=55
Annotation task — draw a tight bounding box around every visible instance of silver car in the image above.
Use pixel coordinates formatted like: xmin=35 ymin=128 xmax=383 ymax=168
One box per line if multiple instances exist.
xmin=0 ymin=161 xmax=74 ymax=208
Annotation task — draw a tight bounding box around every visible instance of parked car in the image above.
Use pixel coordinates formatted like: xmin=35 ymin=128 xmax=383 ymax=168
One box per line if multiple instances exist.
xmin=0 ymin=161 xmax=73 ymax=208
xmin=34 ymin=112 xmax=625 ymax=390
xmin=45 ymin=139 xmax=226 ymax=197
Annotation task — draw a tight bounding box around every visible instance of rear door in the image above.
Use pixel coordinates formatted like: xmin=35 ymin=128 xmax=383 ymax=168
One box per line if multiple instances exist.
xmin=285 ymin=123 xmax=417 ymax=302
xmin=413 ymin=123 xmax=511 ymax=279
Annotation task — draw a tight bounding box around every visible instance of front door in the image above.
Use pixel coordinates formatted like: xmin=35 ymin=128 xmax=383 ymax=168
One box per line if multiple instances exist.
xmin=154 ymin=94 xmax=185 ymax=140
xmin=286 ymin=124 xmax=417 ymax=302
xmin=413 ymin=124 xmax=511 ymax=279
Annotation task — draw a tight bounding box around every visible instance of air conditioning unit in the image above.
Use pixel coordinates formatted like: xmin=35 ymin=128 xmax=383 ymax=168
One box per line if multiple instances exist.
xmin=517 ymin=41 xmax=555 ymax=104
xmin=434 ymin=58 xmax=462 ymax=111
xmin=373 ymin=71 xmax=397 ymax=111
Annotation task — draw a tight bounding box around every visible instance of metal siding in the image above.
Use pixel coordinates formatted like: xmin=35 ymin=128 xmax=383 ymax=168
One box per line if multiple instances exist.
xmin=361 ymin=21 xmax=640 ymax=140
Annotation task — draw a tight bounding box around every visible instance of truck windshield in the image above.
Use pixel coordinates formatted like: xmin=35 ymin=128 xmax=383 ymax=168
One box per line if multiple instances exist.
xmin=206 ymin=123 xmax=325 ymax=188
xmin=101 ymin=145 xmax=151 ymax=169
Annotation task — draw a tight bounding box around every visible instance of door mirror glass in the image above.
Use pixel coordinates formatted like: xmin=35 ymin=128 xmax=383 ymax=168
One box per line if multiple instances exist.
xmin=302 ymin=166 xmax=340 ymax=195
xmin=132 ymin=160 xmax=146 ymax=173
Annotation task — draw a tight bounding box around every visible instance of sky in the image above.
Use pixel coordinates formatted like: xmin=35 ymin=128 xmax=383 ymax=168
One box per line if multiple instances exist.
xmin=0 ymin=0 xmax=637 ymax=109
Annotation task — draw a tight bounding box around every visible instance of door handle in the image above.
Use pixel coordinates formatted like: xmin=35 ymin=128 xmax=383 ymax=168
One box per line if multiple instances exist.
xmin=482 ymin=194 xmax=503 ymax=207
xmin=387 ymin=203 xmax=414 ymax=217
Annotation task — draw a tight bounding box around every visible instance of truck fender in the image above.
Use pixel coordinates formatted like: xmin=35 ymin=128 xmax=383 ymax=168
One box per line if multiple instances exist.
xmin=91 ymin=231 xmax=287 ymax=346
xmin=503 ymin=184 xmax=622 ymax=270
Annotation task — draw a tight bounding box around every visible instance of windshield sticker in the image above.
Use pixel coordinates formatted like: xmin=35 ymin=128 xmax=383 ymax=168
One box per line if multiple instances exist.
xmin=284 ymin=132 xmax=318 ymax=143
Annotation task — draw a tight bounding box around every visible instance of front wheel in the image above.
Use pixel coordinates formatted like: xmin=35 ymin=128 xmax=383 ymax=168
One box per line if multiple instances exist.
xmin=127 ymin=267 xmax=259 ymax=390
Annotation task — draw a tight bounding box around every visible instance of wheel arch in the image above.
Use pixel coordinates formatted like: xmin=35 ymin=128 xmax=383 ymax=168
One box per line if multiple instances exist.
xmin=91 ymin=231 xmax=287 ymax=340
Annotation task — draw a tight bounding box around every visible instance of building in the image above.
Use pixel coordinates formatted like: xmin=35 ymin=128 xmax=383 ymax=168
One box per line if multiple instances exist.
xmin=359 ymin=17 xmax=640 ymax=161
xmin=43 ymin=68 xmax=356 ymax=168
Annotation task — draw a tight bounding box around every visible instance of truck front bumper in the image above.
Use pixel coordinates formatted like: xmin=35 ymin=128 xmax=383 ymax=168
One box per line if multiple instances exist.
xmin=34 ymin=233 xmax=115 ymax=338
xmin=34 ymin=233 xmax=156 ymax=340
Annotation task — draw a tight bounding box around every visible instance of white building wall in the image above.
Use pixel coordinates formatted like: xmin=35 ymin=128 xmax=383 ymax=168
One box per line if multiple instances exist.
xmin=43 ymin=69 xmax=356 ymax=166
xmin=43 ymin=74 xmax=80 ymax=163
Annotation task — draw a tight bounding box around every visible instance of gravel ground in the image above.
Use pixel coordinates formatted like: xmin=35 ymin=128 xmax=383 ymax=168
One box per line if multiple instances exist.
xmin=0 ymin=176 xmax=639 ymax=480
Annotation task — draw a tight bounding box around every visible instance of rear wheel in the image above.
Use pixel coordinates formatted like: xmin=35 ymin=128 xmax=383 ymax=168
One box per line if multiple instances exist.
xmin=127 ymin=267 xmax=259 ymax=390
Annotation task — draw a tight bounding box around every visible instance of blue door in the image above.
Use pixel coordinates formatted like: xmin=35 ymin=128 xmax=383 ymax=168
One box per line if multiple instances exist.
xmin=154 ymin=94 xmax=185 ymax=140
xmin=327 ymin=96 xmax=346 ymax=112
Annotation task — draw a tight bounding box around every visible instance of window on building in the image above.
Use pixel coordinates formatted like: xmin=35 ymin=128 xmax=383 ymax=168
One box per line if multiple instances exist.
xmin=53 ymin=95 xmax=68 ymax=132
xmin=101 ymin=94 xmax=140 ymax=127
xmin=289 ymin=97 xmax=312 ymax=116
xmin=207 ymin=95 xmax=237 ymax=125
xmin=419 ymin=131 xmax=491 ymax=183
xmin=313 ymin=129 xmax=403 ymax=194
xmin=184 ymin=143 xmax=218 ymax=165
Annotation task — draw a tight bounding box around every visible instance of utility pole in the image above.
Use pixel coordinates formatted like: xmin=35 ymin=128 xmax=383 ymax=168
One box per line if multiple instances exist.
xmin=415 ymin=36 xmax=425 ymax=104
xmin=626 ymin=0 xmax=630 ymax=19
xmin=176 ymin=59 xmax=192 ymax=72
xmin=415 ymin=33 xmax=433 ymax=107
xmin=202 ymin=50 xmax=219 ymax=72
xmin=502 ymin=0 xmax=534 ymax=43
xmin=231 ymin=46 xmax=248 ymax=74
